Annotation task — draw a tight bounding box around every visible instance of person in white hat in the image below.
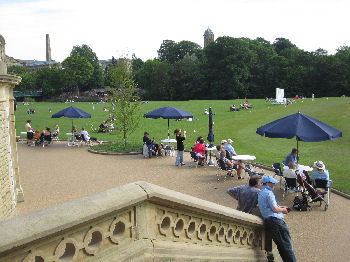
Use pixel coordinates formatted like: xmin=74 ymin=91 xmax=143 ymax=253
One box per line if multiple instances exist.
xmin=224 ymin=139 xmax=245 ymax=179
xmin=224 ymin=139 xmax=236 ymax=156
xmin=311 ymin=161 xmax=330 ymax=187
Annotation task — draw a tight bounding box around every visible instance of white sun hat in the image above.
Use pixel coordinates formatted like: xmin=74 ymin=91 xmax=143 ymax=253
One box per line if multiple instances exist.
xmin=314 ymin=160 xmax=325 ymax=170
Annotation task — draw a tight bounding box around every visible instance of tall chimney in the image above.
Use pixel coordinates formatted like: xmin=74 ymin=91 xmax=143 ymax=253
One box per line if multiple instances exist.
xmin=46 ymin=34 xmax=51 ymax=62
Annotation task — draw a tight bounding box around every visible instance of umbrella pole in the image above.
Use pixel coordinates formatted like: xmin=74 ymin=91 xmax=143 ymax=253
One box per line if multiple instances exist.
xmin=168 ymin=119 xmax=170 ymax=139
xmin=296 ymin=138 xmax=299 ymax=163
xmin=72 ymin=119 xmax=75 ymax=145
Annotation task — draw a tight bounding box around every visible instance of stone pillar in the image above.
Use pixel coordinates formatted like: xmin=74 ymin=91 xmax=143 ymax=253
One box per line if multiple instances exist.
xmin=0 ymin=34 xmax=23 ymax=221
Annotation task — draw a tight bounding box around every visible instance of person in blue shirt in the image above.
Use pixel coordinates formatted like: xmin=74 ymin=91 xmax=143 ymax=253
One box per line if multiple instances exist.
xmin=283 ymin=148 xmax=298 ymax=169
xmin=311 ymin=161 xmax=330 ymax=188
xmin=224 ymin=139 xmax=236 ymax=156
xmin=223 ymin=139 xmax=245 ymax=179
xmin=258 ymin=176 xmax=296 ymax=262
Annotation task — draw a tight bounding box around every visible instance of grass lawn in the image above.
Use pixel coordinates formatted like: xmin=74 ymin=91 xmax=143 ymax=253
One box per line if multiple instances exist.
xmin=15 ymin=97 xmax=350 ymax=194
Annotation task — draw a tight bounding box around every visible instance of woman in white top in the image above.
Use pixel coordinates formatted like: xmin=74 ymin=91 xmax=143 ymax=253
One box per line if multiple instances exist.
xmin=80 ymin=127 xmax=98 ymax=144
xmin=52 ymin=125 xmax=60 ymax=137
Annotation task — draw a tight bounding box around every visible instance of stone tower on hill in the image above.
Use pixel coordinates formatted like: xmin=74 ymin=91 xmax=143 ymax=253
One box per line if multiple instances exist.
xmin=46 ymin=34 xmax=51 ymax=62
xmin=203 ymin=27 xmax=214 ymax=48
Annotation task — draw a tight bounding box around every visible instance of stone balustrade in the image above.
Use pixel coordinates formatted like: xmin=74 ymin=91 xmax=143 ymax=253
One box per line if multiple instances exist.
xmin=0 ymin=181 xmax=275 ymax=261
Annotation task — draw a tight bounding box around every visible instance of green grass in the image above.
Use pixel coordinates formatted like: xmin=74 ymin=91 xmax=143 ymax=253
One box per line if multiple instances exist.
xmin=15 ymin=98 xmax=350 ymax=194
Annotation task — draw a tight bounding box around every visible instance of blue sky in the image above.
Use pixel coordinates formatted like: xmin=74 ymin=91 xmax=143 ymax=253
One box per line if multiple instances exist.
xmin=1 ymin=0 xmax=349 ymax=62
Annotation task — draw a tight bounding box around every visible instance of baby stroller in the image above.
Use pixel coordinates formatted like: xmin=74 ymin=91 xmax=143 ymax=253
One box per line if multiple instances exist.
xmin=33 ymin=130 xmax=44 ymax=146
xmin=152 ymin=143 xmax=164 ymax=157
xmin=297 ymin=174 xmax=330 ymax=211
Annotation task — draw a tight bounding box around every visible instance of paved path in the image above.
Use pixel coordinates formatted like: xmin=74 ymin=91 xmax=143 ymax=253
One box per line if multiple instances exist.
xmin=15 ymin=142 xmax=350 ymax=262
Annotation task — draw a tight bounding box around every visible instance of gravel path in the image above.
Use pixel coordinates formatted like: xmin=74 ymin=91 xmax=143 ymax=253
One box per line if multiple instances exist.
xmin=16 ymin=142 xmax=350 ymax=262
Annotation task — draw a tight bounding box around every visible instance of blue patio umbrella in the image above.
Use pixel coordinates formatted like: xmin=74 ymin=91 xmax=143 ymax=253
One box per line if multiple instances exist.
xmin=207 ymin=107 xmax=215 ymax=144
xmin=52 ymin=106 xmax=91 ymax=119
xmin=144 ymin=107 xmax=193 ymax=138
xmin=256 ymin=112 xmax=342 ymax=156
xmin=52 ymin=106 xmax=91 ymax=139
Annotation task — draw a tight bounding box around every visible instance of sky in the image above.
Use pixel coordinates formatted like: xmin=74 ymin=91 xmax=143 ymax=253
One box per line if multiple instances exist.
xmin=1 ymin=0 xmax=349 ymax=62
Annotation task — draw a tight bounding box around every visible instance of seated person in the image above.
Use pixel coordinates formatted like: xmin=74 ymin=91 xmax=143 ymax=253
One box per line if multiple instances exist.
xmin=80 ymin=127 xmax=98 ymax=144
xmin=215 ymin=144 xmax=224 ymax=159
xmin=219 ymin=151 xmax=243 ymax=179
xmin=99 ymin=121 xmax=108 ymax=133
xmin=42 ymin=127 xmax=52 ymax=143
xmin=73 ymin=125 xmax=81 ymax=140
xmin=193 ymin=138 xmax=206 ymax=165
xmin=230 ymin=104 xmax=239 ymax=111
xmin=52 ymin=125 xmax=60 ymax=137
xmin=224 ymin=139 xmax=236 ymax=159
xmin=224 ymin=139 xmax=245 ymax=178
xmin=311 ymin=160 xmax=330 ymax=188
xmin=283 ymin=148 xmax=298 ymax=169
xmin=108 ymin=123 xmax=115 ymax=131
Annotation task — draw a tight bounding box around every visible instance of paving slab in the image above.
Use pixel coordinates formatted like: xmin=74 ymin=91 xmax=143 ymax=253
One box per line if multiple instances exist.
xmin=14 ymin=142 xmax=350 ymax=262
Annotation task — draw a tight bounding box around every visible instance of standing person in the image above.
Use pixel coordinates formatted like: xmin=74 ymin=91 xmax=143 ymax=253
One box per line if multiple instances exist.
xmin=174 ymin=129 xmax=186 ymax=166
xmin=143 ymin=132 xmax=153 ymax=158
xmin=283 ymin=148 xmax=298 ymax=169
xmin=258 ymin=176 xmax=296 ymax=262
xmin=25 ymin=120 xmax=34 ymax=144
xmin=227 ymin=175 xmax=262 ymax=214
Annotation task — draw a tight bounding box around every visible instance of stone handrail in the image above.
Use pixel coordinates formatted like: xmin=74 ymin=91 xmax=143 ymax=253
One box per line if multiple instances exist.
xmin=0 ymin=181 xmax=272 ymax=262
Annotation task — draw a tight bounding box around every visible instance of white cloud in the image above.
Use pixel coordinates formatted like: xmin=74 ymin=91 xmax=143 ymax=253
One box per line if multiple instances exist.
xmin=1 ymin=0 xmax=349 ymax=62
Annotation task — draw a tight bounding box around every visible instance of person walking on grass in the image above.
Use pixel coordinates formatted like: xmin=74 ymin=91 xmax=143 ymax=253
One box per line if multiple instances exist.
xmin=174 ymin=129 xmax=186 ymax=166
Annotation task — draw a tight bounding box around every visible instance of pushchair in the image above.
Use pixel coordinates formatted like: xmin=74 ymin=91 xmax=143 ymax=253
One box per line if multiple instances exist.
xmin=297 ymin=173 xmax=331 ymax=211
xmin=152 ymin=143 xmax=163 ymax=157
xmin=34 ymin=131 xmax=52 ymax=147
xmin=33 ymin=130 xmax=45 ymax=147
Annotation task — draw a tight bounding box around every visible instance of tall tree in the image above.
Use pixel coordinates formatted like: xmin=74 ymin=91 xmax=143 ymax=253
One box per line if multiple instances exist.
xmin=71 ymin=44 xmax=103 ymax=89
xmin=134 ymin=59 xmax=171 ymax=100
xmin=35 ymin=65 xmax=66 ymax=98
xmin=158 ymin=40 xmax=177 ymax=63
xmin=273 ymin=38 xmax=296 ymax=55
xmin=203 ymin=36 xmax=255 ymax=99
xmin=62 ymin=55 xmax=94 ymax=94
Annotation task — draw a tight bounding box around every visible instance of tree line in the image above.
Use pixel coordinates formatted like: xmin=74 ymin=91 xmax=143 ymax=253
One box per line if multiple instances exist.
xmin=8 ymin=37 xmax=350 ymax=100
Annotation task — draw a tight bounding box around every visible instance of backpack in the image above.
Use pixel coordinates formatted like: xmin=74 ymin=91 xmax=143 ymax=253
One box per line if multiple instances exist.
xmin=293 ymin=195 xmax=309 ymax=211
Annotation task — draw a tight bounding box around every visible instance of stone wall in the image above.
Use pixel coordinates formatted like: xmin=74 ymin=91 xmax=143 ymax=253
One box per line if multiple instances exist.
xmin=0 ymin=181 xmax=277 ymax=262
xmin=0 ymin=34 xmax=23 ymax=221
